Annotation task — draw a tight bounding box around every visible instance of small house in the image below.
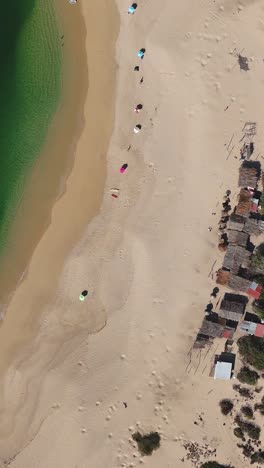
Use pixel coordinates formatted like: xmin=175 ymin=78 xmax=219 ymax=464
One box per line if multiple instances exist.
xmin=199 ymin=319 xmax=224 ymax=338
xmin=222 ymin=245 xmax=251 ymax=274
xmin=240 ymin=321 xmax=257 ymax=334
xmin=238 ymin=161 xmax=261 ymax=188
xmin=227 ymin=213 xmax=245 ymax=232
xmin=247 ymin=281 xmax=262 ymax=300
xmin=227 ymin=230 xmax=249 ymax=248
xmin=214 ymin=361 xmax=232 ymax=380
xmin=227 ymin=274 xmax=251 ymax=293
xmin=255 ymin=324 xmax=264 ymax=338
xmin=219 ymin=293 xmax=247 ymax=322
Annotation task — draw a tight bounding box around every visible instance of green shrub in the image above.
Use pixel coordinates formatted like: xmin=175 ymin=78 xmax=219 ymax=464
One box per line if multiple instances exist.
xmin=237 ymin=336 xmax=264 ymax=370
xmin=251 ymin=451 xmax=264 ymax=464
xmin=233 ymin=427 xmax=244 ymax=438
xmin=241 ymin=405 xmax=253 ymax=419
xmin=251 ymin=243 xmax=264 ymax=270
xmin=255 ymin=396 xmax=264 ymax=415
xmin=132 ymin=431 xmax=160 ymax=456
xmin=235 ymin=415 xmax=260 ymax=440
xmin=219 ymin=399 xmax=233 ymax=415
xmin=200 ymin=462 xmax=234 ymax=468
xmin=237 ymin=366 xmax=259 ymax=385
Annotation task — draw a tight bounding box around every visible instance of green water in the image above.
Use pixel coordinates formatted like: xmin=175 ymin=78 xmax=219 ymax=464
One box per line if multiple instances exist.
xmin=0 ymin=0 xmax=61 ymax=249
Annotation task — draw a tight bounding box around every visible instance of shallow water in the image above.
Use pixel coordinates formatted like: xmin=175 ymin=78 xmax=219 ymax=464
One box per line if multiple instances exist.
xmin=0 ymin=0 xmax=61 ymax=248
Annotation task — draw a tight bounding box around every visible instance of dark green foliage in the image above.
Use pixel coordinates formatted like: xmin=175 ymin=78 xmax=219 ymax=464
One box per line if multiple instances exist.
xmin=237 ymin=336 xmax=264 ymax=370
xmin=200 ymin=462 xmax=234 ymax=468
xmin=241 ymin=405 xmax=253 ymax=419
xmin=234 ymin=415 xmax=261 ymax=440
xmin=219 ymin=399 xmax=234 ymax=415
xmin=233 ymin=427 xmax=244 ymax=438
xmin=237 ymin=366 xmax=259 ymax=385
xmin=251 ymin=451 xmax=264 ymax=464
xmin=252 ymin=300 xmax=264 ymax=320
xmin=254 ymin=396 xmax=264 ymax=415
xmin=132 ymin=431 xmax=160 ymax=456
xmin=251 ymin=243 xmax=264 ymax=270
xmin=233 ymin=384 xmax=253 ymax=399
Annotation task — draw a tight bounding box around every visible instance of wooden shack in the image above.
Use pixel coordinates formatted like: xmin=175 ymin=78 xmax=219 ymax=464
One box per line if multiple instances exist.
xmin=227 ymin=230 xmax=248 ymax=248
xmin=227 ymin=213 xmax=245 ymax=232
xmin=238 ymin=161 xmax=261 ymax=188
xmin=219 ymin=293 xmax=247 ymax=322
xmin=235 ymin=188 xmax=252 ymax=217
xmin=222 ymin=245 xmax=251 ymax=274
xmin=199 ymin=319 xmax=224 ymax=338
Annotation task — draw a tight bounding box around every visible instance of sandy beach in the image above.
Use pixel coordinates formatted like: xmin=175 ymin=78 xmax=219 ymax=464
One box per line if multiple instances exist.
xmin=0 ymin=0 xmax=264 ymax=466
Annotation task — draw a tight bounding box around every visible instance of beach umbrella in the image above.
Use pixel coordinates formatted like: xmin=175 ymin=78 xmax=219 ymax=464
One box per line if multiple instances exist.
xmin=128 ymin=3 xmax=137 ymax=14
xmin=79 ymin=290 xmax=88 ymax=301
xmin=137 ymin=48 xmax=146 ymax=59
xmin=134 ymin=124 xmax=142 ymax=134
xmin=120 ymin=163 xmax=128 ymax=173
xmin=134 ymin=104 xmax=143 ymax=113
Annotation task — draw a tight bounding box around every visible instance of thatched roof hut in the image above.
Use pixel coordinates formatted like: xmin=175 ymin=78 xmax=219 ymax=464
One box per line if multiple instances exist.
xmin=199 ymin=319 xmax=224 ymax=338
xmin=222 ymin=245 xmax=251 ymax=274
xmin=227 ymin=213 xmax=245 ymax=232
xmin=244 ymin=216 xmax=264 ymax=236
xmin=238 ymin=161 xmax=261 ymax=188
xmin=227 ymin=274 xmax=251 ymax=292
xmin=235 ymin=189 xmax=252 ymax=216
xmin=219 ymin=293 xmax=247 ymax=321
xmin=227 ymin=230 xmax=248 ymax=248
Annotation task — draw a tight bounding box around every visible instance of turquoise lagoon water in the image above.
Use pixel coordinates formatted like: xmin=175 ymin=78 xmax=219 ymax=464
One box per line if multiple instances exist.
xmin=0 ymin=0 xmax=61 ymax=248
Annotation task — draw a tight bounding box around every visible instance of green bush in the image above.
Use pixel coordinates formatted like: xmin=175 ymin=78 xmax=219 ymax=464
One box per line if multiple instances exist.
xmin=251 ymin=451 xmax=264 ymax=464
xmin=255 ymin=396 xmax=264 ymax=415
xmin=132 ymin=431 xmax=160 ymax=456
xmin=237 ymin=336 xmax=264 ymax=370
xmin=237 ymin=366 xmax=259 ymax=385
xmin=219 ymin=399 xmax=233 ymax=415
xmin=235 ymin=415 xmax=261 ymax=440
xmin=233 ymin=427 xmax=244 ymax=438
xmin=241 ymin=405 xmax=253 ymax=419
xmin=251 ymin=243 xmax=264 ymax=270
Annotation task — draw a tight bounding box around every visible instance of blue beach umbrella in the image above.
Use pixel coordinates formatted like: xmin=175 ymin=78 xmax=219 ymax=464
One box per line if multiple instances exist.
xmin=137 ymin=48 xmax=146 ymax=59
xmin=128 ymin=3 xmax=137 ymax=14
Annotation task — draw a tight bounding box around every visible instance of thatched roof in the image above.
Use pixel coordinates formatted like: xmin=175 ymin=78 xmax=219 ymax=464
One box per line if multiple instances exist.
xmin=199 ymin=319 xmax=224 ymax=338
xmin=227 ymin=230 xmax=248 ymax=247
xmin=238 ymin=161 xmax=261 ymax=188
xmin=227 ymin=213 xmax=245 ymax=231
xmin=219 ymin=293 xmax=247 ymax=321
xmin=236 ymin=189 xmax=252 ymax=216
xmin=222 ymin=245 xmax=251 ymax=274
xmin=216 ymin=269 xmax=230 ymax=285
xmin=227 ymin=274 xmax=251 ymax=292
xmin=244 ymin=217 xmax=264 ymax=235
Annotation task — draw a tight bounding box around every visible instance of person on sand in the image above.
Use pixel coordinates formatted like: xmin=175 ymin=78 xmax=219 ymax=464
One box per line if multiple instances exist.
xmin=137 ymin=48 xmax=146 ymax=59
xmin=120 ymin=163 xmax=128 ymax=173
xmin=128 ymin=3 xmax=137 ymax=14
xmin=134 ymin=104 xmax=143 ymax=114
xmin=79 ymin=290 xmax=88 ymax=301
xmin=208 ymin=226 xmax=212 ymax=232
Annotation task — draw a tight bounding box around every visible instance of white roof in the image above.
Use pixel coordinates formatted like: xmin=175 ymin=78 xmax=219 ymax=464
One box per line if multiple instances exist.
xmin=214 ymin=361 xmax=232 ymax=380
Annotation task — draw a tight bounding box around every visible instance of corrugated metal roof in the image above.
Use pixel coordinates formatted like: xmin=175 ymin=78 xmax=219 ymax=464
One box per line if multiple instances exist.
xmin=214 ymin=362 xmax=232 ymax=379
xmin=255 ymin=324 xmax=264 ymax=338
xmin=240 ymin=321 xmax=257 ymax=334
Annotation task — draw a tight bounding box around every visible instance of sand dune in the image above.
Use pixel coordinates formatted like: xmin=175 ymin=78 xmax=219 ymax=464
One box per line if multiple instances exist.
xmin=0 ymin=0 xmax=264 ymax=466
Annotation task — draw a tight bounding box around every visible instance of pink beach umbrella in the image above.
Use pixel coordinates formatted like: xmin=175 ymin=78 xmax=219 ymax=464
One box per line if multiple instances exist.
xmin=120 ymin=163 xmax=128 ymax=173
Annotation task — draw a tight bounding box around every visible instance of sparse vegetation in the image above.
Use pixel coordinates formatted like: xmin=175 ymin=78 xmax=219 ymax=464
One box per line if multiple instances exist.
xmin=233 ymin=384 xmax=253 ymax=399
xmin=237 ymin=366 xmax=259 ymax=385
xmin=251 ymin=243 xmax=264 ymax=270
xmin=260 ymin=192 xmax=264 ymax=215
xmin=233 ymin=427 xmax=244 ymax=439
xmin=241 ymin=405 xmax=253 ymax=419
xmin=252 ymin=299 xmax=264 ymax=320
xmin=255 ymin=396 xmax=264 ymax=415
xmin=200 ymin=462 xmax=234 ymax=468
xmin=237 ymin=335 xmax=264 ymax=370
xmin=132 ymin=431 xmax=160 ymax=456
xmin=234 ymin=415 xmax=261 ymax=440
xmin=219 ymin=399 xmax=234 ymax=416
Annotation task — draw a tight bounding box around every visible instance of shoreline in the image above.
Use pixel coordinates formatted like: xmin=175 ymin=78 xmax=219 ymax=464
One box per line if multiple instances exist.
xmin=0 ymin=0 xmax=119 ymax=375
